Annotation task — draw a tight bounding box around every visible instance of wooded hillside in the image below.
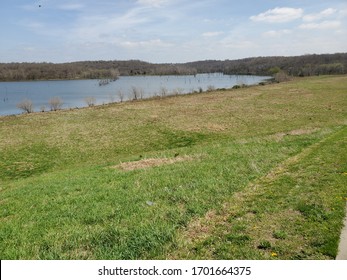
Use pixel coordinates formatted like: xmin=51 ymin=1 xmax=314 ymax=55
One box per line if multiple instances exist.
xmin=0 ymin=53 xmax=346 ymax=81
xmin=186 ymin=53 xmax=347 ymax=76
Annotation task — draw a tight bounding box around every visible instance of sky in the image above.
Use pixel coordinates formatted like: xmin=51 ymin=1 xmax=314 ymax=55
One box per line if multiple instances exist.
xmin=1 ymin=0 xmax=347 ymax=63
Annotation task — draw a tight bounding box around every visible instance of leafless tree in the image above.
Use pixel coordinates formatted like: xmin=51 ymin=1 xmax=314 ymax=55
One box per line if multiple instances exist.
xmin=118 ymin=90 xmax=124 ymax=102
xmin=274 ymin=71 xmax=291 ymax=82
xmin=85 ymin=96 xmax=96 ymax=107
xmin=160 ymin=86 xmax=168 ymax=97
xmin=49 ymin=97 xmax=63 ymax=111
xmin=207 ymin=85 xmax=215 ymax=92
xmin=17 ymin=99 xmax=33 ymax=113
xmin=131 ymin=86 xmax=140 ymax=100
xmin=173 ymin=88 xmax=184 ymax=96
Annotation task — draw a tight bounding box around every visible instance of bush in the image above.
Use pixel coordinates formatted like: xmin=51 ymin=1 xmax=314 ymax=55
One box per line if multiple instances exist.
xmin=274 ymin=71 xmax=291 ymax=83
xmin=207 ymin=85 xmax=215 ymax=92
xmin=17 ymin=99 xmax=33 ymax=113
xmin=173 ymin=88 xmax=183 ymax=96
xmin=49 ymin=97 xmax=63 ymax=111
xmin=160 ymin=87 xmax=168 ymax=97
xmin=85 ymin=97 xmax=96 ymax=107
xmin=117 ymin=90 xmax=124 ymax=102
xmin=131 ymin=86 xmax=140 ymax=100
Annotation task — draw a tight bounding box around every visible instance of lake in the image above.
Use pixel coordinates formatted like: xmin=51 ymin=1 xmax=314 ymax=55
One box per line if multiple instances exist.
xmin=0 ymin=73 xmax=270 ymax=116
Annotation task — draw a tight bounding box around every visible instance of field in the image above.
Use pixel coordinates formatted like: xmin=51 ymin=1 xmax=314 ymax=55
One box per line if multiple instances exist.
xmin=0 ymin=75 xmax=346 ymax=259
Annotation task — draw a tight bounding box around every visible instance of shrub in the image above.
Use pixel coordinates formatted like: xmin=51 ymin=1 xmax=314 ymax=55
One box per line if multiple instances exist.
xmin=173 ymin=88 xmax=183 ymax=96
xmin=49 ymin=97 xmax=63 ymax=111
xmin=257 ymin=240 xmax=272 ymax=250
xmin=207 ymin=85 xmax=215 ymax=92
xmin=160 ymin=87 xmax=168 ymax=97
xmin=118 ymin=90 xmax=124 ymax=102
xmin=274 ymin=71 xmax=291 ymax=83
xmin=17 ymin=99 xmax=33 ymax=113
xmin=85 ymin=96 xmax=96 ymax=107
xmin=131 ymin=86 xmax=140 ymax=100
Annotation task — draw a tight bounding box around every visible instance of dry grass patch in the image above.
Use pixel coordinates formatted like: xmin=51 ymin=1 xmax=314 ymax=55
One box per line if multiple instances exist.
xmin=271 ymin=128 xmax=319 ymax=141
xmin=113 ymin=155 xmax=195 ymax=171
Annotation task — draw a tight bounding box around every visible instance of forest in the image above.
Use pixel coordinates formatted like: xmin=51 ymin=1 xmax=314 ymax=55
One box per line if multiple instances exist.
xmin=0 ymin=53 xmax=346 ymax=81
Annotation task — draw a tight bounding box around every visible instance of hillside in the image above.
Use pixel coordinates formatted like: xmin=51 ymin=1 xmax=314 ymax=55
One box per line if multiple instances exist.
xmin=0 ymin=53 xmax=346 ymax=81
xmin=0 ymin=75 xmax=346 ymax=259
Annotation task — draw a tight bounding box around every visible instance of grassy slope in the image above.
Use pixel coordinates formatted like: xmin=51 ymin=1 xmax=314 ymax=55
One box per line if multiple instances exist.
xmin=0 ymin=75 xmax=346 ymax=259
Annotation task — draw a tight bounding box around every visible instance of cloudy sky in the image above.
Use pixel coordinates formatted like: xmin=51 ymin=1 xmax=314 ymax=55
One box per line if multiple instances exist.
xmin=1 ymin=0 xmax=346 ymax=63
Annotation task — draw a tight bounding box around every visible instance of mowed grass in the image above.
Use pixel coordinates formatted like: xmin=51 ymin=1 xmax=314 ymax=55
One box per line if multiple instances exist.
xmin=0 ymin=75 xmax=346 ymax=259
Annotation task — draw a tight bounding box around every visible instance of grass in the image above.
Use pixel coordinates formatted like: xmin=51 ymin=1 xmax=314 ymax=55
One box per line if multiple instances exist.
xmin=0 ymin=75 xmax=346 ymax=259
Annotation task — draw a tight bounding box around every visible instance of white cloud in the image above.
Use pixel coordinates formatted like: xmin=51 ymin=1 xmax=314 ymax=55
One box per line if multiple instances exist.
xmin=250 ymin=7 xmax=303 ymax=23
xmin=136 ymin=0 xmax=169 ymax=7
xmin=120 ymin=39 xmax=172 ymax=48
xmin=299 ymin=20 xmax=341 ymax=30
xmin=202 ymin=31 xmax=224 ymax=37
xmin=69 ymin=8 xmax=151 ymax=43
xmin=303 ymin=8 xmax=337 ymax=22
xmin=263 ymin=29 xmax=292 ymax=38
xmin=9 ymin=1 xmax=347 ymax=63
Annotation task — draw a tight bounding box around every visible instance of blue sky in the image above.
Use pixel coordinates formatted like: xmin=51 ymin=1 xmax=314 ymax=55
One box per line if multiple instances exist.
xmin=1 ymin=0 xmax=346 ymax=63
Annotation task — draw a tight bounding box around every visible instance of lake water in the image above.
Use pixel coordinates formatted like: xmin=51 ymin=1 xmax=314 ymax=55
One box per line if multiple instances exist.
xmin=0 ymin=73 xmax=269 ymax=116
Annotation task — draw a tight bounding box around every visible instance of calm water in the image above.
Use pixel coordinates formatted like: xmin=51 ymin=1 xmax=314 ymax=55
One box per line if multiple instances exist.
xmin=0 ymin=73 xmax=269 ymax=116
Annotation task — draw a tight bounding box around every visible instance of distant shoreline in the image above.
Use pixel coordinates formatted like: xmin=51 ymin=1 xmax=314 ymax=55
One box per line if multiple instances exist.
xmin=0 ymin=53 xmax=346 ymax=82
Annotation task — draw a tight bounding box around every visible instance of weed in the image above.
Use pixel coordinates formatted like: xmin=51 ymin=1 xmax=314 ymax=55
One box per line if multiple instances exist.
xmin=273 ymin=230 xmax=287 ymax=240
xmin=258 ymin=240 xmax=272 ymax=250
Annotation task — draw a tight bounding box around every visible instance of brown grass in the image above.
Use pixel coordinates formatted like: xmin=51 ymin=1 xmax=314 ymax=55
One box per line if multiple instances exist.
xmin=113 ymin=155 xmax=194 ymax=171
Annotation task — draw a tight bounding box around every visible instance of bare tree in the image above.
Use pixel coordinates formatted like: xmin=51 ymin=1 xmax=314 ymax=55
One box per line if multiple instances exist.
xmin=159 ymin=86 xmax=168 ymax=97
xmin=17 ymin=99 xmax=33 ymax=113
xmin=118 ymin=90 xmax=124 ymax=102
xmin=173 ymin=88 xmax=184 ymax=96
xmin=49 ymin=97 xmax=63 ymax=111
xmin=274 ymin=71 xmax=291 ymax=82
xmin=131 ymin=86 xmax=140 ymax=100
xmin=207 ymin=85 xmax=215 ymax=92
xmin=85 ymin=96 xmax=96 ymax=107
xmin=109 ymin=94 xmax=115 ymax=103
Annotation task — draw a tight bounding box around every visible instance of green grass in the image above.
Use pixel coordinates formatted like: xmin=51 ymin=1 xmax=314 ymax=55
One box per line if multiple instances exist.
xmin=0 ymin=75 xmax=346 ymax=259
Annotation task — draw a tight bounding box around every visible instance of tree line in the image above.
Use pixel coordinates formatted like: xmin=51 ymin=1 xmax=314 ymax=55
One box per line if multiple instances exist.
xmin=185 ymin=53 xmax=346 ymax=76
xmin=0 ymin=53 xmax=346 ymax=81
